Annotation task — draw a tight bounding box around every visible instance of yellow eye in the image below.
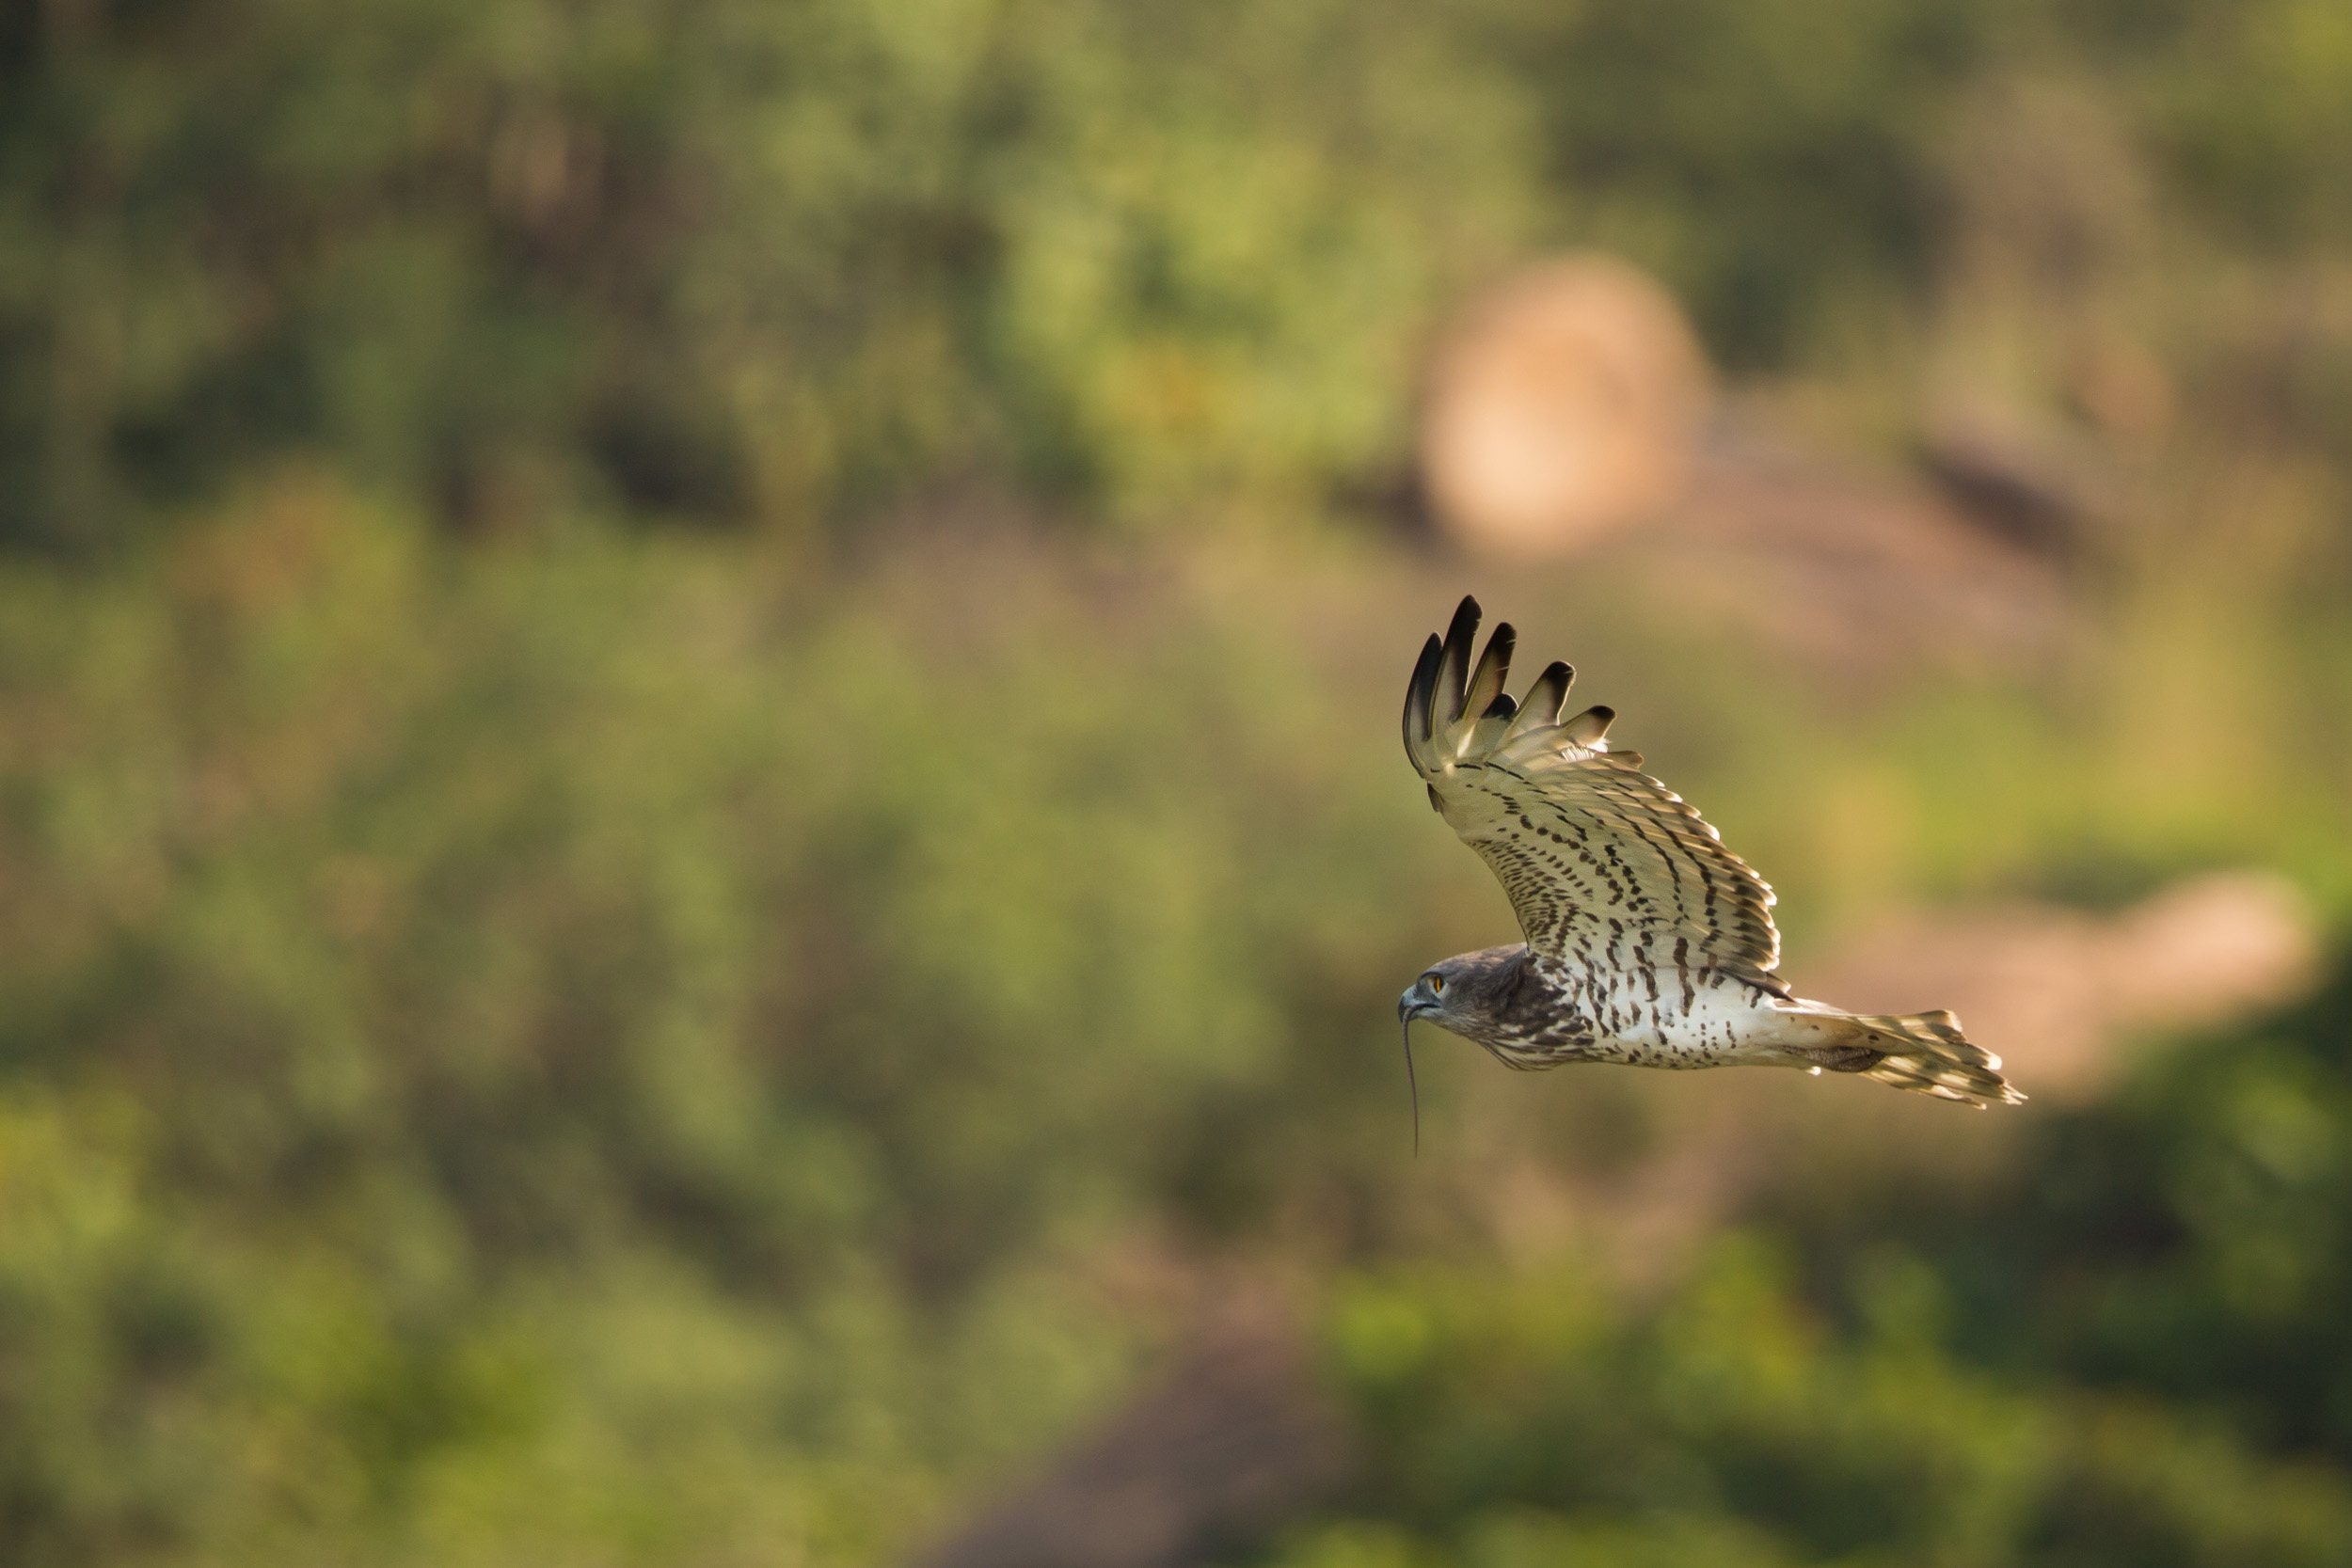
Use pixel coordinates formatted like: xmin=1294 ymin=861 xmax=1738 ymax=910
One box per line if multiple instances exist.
xmin=1427 ymin=974 xmax=1444 ymax=994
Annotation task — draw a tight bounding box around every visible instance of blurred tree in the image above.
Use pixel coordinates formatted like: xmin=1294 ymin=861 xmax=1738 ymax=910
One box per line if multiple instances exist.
xmin=0 ymin=0 xmax=1532 ymax=552
xmin=1774 ymin=956 xmax=2352 ymax=1470
xmin=5 ymin=3 xmax=2352 ymax=1564
xmin=1281 ymin=1234 xmax=2352 ymax=1568
xmin=0 ymin=480 xmax=1467 ymax=1564
xmin=15 ymin=0 xmax=2352 ymax=553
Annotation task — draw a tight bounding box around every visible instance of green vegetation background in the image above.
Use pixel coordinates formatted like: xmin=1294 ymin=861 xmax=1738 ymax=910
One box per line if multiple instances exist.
xmin=7 ymin=2 xmax=2352 ymax=1564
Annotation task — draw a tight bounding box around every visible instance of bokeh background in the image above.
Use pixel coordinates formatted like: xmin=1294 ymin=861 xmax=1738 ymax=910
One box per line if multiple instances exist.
xmin=8 ymin=2 xmax=2352 ymax=1564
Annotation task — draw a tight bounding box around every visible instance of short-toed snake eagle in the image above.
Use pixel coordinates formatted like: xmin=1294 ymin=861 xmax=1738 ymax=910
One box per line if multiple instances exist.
xmin=1398 ymin=597 xmax=2023 ymax=1117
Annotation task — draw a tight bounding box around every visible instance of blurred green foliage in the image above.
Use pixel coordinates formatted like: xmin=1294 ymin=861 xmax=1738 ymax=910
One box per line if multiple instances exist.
xmin=1 ymin=0 xmax=1531 ymax=550
xmin=1790 ymin=961 xmax=2352 ymax=1470
xmin=0 ymin=485 xmax=1465 ymax=1562
xmin=8 ymin=0 xmax=2352 ymax=1565
xmin=1278 ymin=959 xmax=2352 ymax=1568
xmin=0 ymin=480 xmax=2342 ymax=1564
xmin=16 ymin=0 xmax=2352 ymax=549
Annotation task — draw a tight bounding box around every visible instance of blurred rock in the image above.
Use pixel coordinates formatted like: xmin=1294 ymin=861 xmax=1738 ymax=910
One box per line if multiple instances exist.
xmin=2067 ymin=330 xmax=2177 ymax=442
xmin=910 ymin=1295 xmax=1348 ymax=1568
xmin=1415 ymin=257 xmax=2078 ymax=675
xmin=1618 ymin=415 xmax=2075 ymax=676
xmin=1918 ymin=396 xmax=2098 ymax=558
xmin=1420 ymin=255 xmax=1713 ymax=559
xmin=1800 ymin=871 xmax=2321 ymax=1100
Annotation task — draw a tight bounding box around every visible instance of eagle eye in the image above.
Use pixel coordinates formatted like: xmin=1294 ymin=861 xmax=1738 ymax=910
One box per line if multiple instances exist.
xmin=1426 ymin=974 xmax=1444 ymax=994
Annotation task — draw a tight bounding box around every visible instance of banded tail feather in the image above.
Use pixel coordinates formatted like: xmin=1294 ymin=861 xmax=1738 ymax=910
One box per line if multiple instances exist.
xmin=1778 ymin=1006 xmax=2025 ymax=1108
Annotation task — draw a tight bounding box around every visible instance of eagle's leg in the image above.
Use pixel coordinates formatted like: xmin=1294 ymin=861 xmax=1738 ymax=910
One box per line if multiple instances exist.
xmin=1795 ymin=1043 xmax=1886 ymax=1074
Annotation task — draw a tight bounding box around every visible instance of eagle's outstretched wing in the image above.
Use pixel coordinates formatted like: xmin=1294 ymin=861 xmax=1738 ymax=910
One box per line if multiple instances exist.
xmin=1403 ymin=596 xmax=1786 ymax=994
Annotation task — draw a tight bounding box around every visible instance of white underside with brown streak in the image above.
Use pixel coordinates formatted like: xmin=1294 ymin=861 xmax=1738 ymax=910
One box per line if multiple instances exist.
xmin=1465 ymin=952 xmax=1830 ymax=1073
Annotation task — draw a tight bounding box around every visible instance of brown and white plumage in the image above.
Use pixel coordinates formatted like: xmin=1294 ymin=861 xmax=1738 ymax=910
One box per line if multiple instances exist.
xmin=1397 ymin=596 xmax=2023 ymax=1108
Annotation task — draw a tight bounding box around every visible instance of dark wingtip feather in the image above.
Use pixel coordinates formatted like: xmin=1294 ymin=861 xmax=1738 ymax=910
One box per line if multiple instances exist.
xmin=1560 ymin=705 xmax=1615 ymax=746
xmin=1483 ymin=692 xmax=1518 ymax=721
xmin=1435 ymin=597 xmax=1482 ymax=723
xmin=1462 ymin=620 xmax=1517 ymax=724
xmin=1519 ymin=660 xmax=1574 ymax=725
xmin=1404 ymin=633 xmax=1443 ymax=752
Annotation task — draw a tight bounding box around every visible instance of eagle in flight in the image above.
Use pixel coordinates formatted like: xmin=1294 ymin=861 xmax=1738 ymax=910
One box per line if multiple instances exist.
xmin=1398 ymin=597 xmax=2023 ymax=1112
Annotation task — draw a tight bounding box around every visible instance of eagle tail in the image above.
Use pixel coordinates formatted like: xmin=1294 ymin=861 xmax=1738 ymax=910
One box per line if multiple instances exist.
xmin=1778 ymin=1006 xmax=2026 ymax=1108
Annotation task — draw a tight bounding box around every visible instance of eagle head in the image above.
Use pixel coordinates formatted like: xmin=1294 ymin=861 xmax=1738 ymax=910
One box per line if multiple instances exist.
xmin=1396 ymin=944 xmax=1529 ymax=1039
